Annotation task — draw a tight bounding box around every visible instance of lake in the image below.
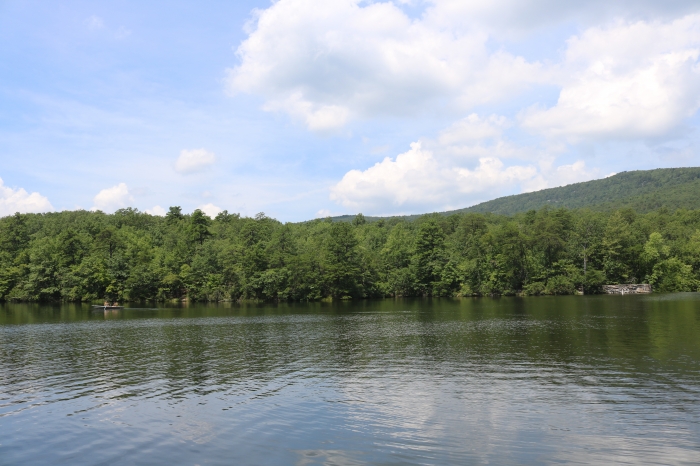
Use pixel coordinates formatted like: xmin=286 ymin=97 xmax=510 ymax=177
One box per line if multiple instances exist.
xmin=1 ymin=295 xmax=699 ymax=465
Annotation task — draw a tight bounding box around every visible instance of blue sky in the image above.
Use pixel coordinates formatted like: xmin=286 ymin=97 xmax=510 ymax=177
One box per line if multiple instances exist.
xmin=2 ymin=0 xmax=700 ymax=221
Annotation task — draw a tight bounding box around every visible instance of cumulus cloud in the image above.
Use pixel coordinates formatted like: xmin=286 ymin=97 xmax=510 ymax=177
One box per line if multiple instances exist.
xmin=227 ymin=0 xmax=542 ymax=130
xmin=437 ymin=114 xmax=509 ymax=145
xmin=263 ymin=93 xmax=351 ymax=132
xmin=197 ymin=203 xmax=222 ymax=218
xmin=225 ymin=1 xmax=700 ymax=214
xmin=0 ymin=177 xmax=53 ymax=217
xmin=91 ymin=183 xmax=133 ymax=212
xmin=330 ymin=115 xmax=601 ymax=214
xmin=522 ymin=15 xmax=700 ymax=141
xmin=230 ymin=1 xmax=700 ymax=141
xmin=331 ymin=144 xmax=600 ymax=213
xmin=521 ymin=160 xmax=602 ymax=193
xmin=330 ymin=140 xmax=541 ymax=213
xmin=175 ymin=149 xmax=216 ymax=174
xmin=146 ymin=205 xmax=166 ymax=216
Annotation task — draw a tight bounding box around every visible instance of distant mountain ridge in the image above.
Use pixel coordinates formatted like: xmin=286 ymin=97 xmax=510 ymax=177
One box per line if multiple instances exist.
xmin=456 ymin=167 xmax=700 ymax=215
xmin=330 ymin=167 xmax=700 ymax=221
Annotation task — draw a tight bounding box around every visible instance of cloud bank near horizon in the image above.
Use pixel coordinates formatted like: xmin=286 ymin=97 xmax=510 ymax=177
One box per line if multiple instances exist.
xmin=0 ymin=178 xmax=54 ymax=217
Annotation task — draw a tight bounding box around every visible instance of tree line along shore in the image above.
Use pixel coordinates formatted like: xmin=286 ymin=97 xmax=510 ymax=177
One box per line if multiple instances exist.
xmin=0 ymin=206 xmax=699 ymax=303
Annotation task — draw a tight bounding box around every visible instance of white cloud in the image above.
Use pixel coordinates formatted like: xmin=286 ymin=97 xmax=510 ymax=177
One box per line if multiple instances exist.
xmin=330 ymin=141 xmax=540 ymax=213
xmin=175 ymin=149 xmax=216 ymax=174
xmin=197 ymin=203 xmax=222 ymax=218
xmin=146 ymin=205 xmax=166 ymax=216
xmin=227 ymin=0 xmax=542 ymax=130
xmin=86 ymin=15 xmax=104 ymax=30
xmin=230 ymin=1 xmax=700 ymax=142
xmin=91 ymin=183 xmax=133 ymax=213
xmin=426 ymin=114 xmax=536 ymax=162
xmin=423 ymin=0 xmax=700 ymax=35
xmin=0 ymin=177 xmax=53 ymax=217
xmin=263 ymin=93 xmax=351 ymax=132
xmin=521 ymin=160 xmax=602 ymax=193
xmin=522 ymin=15 xmax=700 ymax=141
xmin=329 ymin=113 xmax=603 ymax=214
xmin=437 ymin=114 xmax=508 ymax=145
xmin=226 ymin=2 xmax=700 ymax=215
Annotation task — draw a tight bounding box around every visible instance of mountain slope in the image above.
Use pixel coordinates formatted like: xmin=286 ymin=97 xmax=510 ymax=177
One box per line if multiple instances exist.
xmin=455 ymin=167 xmax=700 ymax=215
xmin=329 ymin=167 xmax=700 ymax=222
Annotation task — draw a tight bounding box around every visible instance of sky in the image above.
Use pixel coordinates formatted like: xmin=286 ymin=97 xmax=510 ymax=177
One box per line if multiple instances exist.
xmin=1 ymin=0 xmax=700 ymax=221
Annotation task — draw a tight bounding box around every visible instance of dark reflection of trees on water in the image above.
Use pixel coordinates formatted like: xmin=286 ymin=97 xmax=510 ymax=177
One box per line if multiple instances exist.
xmin=1 ymin=296 xmax=700 ymax=404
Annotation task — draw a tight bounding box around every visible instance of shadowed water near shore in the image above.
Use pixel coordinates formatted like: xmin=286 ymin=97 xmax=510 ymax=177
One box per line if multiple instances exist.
xmin=1 ymin=295 xmax=699 ymax=464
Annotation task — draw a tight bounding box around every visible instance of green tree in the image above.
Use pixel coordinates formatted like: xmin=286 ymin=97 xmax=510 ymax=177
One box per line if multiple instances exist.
xmin=482 ymin=222 xmax=527 ymax=295
xmin=189 ymin=209 xmax=212 ymax=245
xmin=413 ymin=220 xmax=446 ymax=295
xmin=166 ymin=206 xmax=183 ymax=224
xmin=602 ymin=211 xmax=637 ymax=283
xmin=324 ymin=222 xmax=360 ymax=298
xmin=532 ymin=209 xmax=572 ymax=274
xmin=94 ymin=227 xmax=120 ymax=259
xmin=352 ymin=213 xmax=367 ymax=226
xmin=0 ymin=213 xmax=29 ymax=254
xmin=572 ymin=211 xmax=603 ymax=276
xmin=649 ymin=258 xmax=697 ymax=292
xmin=643 ymin=232 xmax=697 ymax=292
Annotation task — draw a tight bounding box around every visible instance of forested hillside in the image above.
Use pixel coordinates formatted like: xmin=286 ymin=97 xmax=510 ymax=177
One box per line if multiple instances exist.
xmin=330 ymin=167 xmax=700 ymax=223
xmin=1 ymin=205 xmax=700 ymax=302
xmin=456 ymin=167 xmax=700 ymax=215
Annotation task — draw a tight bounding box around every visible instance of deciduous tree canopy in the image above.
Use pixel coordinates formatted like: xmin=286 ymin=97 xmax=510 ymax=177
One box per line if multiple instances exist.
xmin=1 ymin=206 xmax=699 ymax=302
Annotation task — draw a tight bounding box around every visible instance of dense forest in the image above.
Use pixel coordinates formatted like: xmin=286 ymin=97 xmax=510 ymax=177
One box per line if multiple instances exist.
xmin=1 ymin=204 xmax=700 ymax=303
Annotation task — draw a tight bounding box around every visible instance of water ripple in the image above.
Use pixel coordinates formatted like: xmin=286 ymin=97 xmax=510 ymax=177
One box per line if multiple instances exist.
xmin=1 ymin=297 xmax=699 ymax=464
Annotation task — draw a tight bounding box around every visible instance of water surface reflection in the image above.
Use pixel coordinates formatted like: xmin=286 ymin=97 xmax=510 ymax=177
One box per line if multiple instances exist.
xmin=1 ymin=295 xmax=699 ymax=464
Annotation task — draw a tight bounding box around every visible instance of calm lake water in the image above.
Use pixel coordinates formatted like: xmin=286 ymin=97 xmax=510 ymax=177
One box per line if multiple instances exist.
xmin=1 ymin=295 xmax=699 ymax=465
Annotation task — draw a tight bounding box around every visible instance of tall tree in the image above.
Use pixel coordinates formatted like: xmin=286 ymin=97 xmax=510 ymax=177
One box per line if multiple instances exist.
xmin=325 ymin=222 xmax=360 ymax=298
xmin=189 ymin=210 xmax=212 ymax=245
xmin=166 ymin=206 xmax=183 ymax=224
xmin=413 ymin=220 xmax=446 ymax=296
